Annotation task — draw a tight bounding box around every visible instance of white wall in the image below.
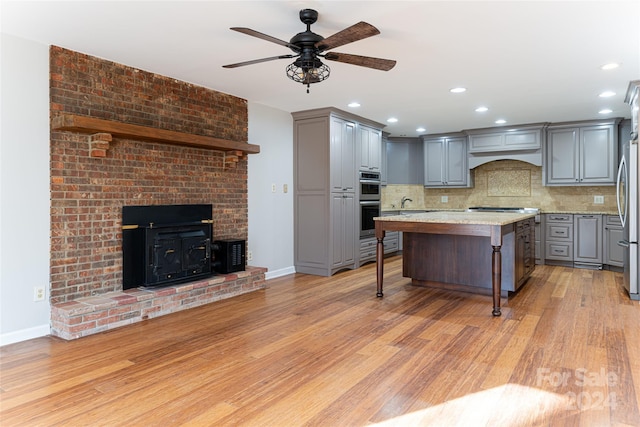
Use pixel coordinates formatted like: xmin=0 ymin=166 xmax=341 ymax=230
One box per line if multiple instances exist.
xmin=247 ymin=102 xmax=295 ymax=279
xmin=0 ymin=34 xmax=51 ymax=345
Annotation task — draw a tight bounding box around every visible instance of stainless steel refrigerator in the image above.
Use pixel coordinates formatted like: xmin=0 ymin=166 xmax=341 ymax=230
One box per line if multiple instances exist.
xmin=618 ymin=81 xmax=639 ymax=300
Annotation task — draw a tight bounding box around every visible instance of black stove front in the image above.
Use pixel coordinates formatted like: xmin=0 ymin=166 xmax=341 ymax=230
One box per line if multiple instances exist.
xmin=122 ymin=204 xmax=213 ymax=290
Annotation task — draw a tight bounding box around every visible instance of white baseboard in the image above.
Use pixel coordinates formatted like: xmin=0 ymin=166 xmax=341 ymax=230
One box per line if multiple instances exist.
xmin=0 ymin=324 xmax=50 ymax=347
xmin=265 ymin=266 xmax=296 ymax=280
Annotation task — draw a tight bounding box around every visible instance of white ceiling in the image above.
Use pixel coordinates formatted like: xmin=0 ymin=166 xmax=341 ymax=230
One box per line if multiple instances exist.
xmin=2 ymin=0 xmax=639 ymax=137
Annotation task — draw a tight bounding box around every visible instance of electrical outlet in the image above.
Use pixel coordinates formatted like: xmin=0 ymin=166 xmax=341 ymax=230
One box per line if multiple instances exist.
xmin=247 ymin=251 xmax=253 ymax=261
xmin=283 ymin=184 xmax=288 ymax=193
xmin=271 ymin=184 xmax=276 ymax=193
xmin=441 ymin=195 xmax=448 ymax=203
xmin=34 ymin=286 xmax=45 ymax=302
xmin=594 ymin=195 xmax=604 ymax=204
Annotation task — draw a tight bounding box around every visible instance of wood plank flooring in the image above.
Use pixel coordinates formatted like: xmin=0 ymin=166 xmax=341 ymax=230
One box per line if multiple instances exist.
xmin=2 ymin=256 xmax=639 ymax=426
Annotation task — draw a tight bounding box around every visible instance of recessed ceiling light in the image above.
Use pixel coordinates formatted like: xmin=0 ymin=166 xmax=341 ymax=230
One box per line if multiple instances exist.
xmin=416 ymin=127 xmax=426 ymax=132
xmin=475 ymin=106 xmax=489 ymax=112
xmin=601 ymin=63 xmax=620 ymax=70
xmin=599 ymin=91 xmax=616 ymax=98
xmin=348 ymin=102 xmax=361 ymax=108
xmin=599 ymin=109 xmax=613 ymax=114
xmin=495 ymin=119 xmax=507 ymax=124
xmin=450 ymin=87 xmax=466 ymax=93
xmin=387 ymin=117 xmax=398 ymax=123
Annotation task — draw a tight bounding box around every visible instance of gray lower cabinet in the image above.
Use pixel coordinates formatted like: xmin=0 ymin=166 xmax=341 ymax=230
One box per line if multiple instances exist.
xmin=574 ymin=214 xmax=603 ymax=267
xmin=332 ymin=193 xmax=356 ymax=268
xmin=422 ymin=133 xmax=472 ymax=188
xmin=359 ymin=212 xmax=400 ymax=266
xmin=545 ymin=119 xmax=619 ymax=185
xmin=603 ymin=215 xmax=624 ymax=269
xmin=545 ymin=213 xmax=605 ymax=268
xmin=545 ymin=214 xmax=574 ymax=264
xmin=535 ymin=214 xmax=544 ymax=264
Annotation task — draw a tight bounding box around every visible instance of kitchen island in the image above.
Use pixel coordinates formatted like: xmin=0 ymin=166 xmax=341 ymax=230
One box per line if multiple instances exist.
xmin=374 ymin=211 xmax=536 ymax=316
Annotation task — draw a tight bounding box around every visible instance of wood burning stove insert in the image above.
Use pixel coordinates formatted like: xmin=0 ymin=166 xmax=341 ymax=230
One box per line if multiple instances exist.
xmin=122 ymin=204 xmax=214 ymax=290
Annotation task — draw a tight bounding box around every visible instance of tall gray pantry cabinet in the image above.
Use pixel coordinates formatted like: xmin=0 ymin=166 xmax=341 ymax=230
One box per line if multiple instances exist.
xmin=292 ymin=108 xmax=384 ymax=276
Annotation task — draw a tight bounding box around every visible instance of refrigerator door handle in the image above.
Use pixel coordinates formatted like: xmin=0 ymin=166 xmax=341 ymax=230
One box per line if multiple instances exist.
xmin=618 ymin=240 xmax=630 ymax=248
xmin=616 ymin=155 xmax=627 ymax=227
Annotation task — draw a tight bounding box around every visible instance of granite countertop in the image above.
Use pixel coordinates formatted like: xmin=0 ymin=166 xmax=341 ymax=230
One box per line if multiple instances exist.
xmin=375 ymin=211 xmax=536 ymax=226
xmin=382 ymin=208 xmax=619 ymax=216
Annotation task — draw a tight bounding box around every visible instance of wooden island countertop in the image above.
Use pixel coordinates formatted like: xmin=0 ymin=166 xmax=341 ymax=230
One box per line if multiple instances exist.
xmin=374 ymin=211 xmax=537 ymax=316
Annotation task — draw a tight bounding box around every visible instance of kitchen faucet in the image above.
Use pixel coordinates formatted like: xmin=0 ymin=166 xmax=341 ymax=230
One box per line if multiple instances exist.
xmin=401 ymin=196 xmax=413 ymax=208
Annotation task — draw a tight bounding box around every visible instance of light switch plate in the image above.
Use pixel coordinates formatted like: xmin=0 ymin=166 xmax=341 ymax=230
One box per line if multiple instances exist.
xmin=594 ymin=195 xmax=604 ymax=204
xmin=441 ymin=196 xmax=448 ymax=203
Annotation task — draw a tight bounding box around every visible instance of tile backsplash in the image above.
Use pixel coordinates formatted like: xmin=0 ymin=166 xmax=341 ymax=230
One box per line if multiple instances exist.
xmin=382 ymin=160 xmax=618 ymax=213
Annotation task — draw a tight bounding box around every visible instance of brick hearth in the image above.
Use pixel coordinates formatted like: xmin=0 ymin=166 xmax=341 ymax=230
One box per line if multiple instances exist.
xmin=51 ymin=267 xmax=266 ymax=340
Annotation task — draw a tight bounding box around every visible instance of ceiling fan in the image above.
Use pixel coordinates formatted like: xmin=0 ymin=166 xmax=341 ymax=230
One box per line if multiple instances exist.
xmin=222 ymin=9 xmax=396 ymax=93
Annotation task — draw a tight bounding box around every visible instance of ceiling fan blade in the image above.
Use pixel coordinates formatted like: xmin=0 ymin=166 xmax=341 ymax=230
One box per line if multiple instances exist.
xmin=230 ymin=27 xmax=300 ymax=51
xmin=223 ymin=55 xmax=295 ymax=69
xmin=315 ymin=22 xmax=380 ymax=51
xmin=324 ymin=52 xmax=396 ymax=71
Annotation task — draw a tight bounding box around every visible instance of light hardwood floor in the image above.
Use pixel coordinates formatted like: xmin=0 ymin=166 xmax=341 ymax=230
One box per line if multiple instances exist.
xmin=1 ymin=256 xmax=639 ymax=426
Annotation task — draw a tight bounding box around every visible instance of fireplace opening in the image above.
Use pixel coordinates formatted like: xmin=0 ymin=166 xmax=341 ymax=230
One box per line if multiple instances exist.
xmin=122 ymin=204 xmax=214 ymax=290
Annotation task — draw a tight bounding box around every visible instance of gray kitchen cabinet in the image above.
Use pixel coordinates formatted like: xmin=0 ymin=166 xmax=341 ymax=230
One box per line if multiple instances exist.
xmin=332 ymin=193 xmax=356 ymax=268
xmin=535 ymin=213 xmax=544 ymax=265
xmin=358 ymin=125 xmax=382 ymax=172
xmin=545 ymin=214 xmax=574 ymax=265
xmin=330 ymin=118 xmax=356 ymax=192
xmin=603 ymin=215 xmax=624 ymax=269
xmin=422 ymin=133 xmax=472 ymax=188
xmin=293 ymin=108 xmax=384 ymax=276
xmin=381 ymin=133 xmax=389 ymax=185
xmin=545 ymin=119 xmax=620 ymax=185
xmin=467 ymin=124 xmax=544 ymax=153
xmin=574 ymin=214 xmax=603 ymax=268
xmin=360 ymin=212 xmax=400 ymax=266
xmin=516 ymin=218 xmax=535 ymax=287
xmin=386 ymin=137 xmax=424 ymax=185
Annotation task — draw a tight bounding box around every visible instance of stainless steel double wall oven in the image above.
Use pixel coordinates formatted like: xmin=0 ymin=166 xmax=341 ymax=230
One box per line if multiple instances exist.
xmin=359 ymin=171 xmax=381 ymax=238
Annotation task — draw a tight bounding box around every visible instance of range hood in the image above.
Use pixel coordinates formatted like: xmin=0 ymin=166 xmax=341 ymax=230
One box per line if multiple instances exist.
xmin=465 ymin=123 xmax=546 ymax=169
xmin=468 ymin=150 xmax=543 ymax=169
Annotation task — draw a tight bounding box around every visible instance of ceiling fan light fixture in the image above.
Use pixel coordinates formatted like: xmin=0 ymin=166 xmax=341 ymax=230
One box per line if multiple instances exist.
xmin=286 ymin=59 xmax=330 ymax=93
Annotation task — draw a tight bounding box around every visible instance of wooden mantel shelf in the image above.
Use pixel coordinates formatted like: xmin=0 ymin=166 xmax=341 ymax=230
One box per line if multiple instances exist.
xmin=51 ymin=114 xmax=261 ymax=155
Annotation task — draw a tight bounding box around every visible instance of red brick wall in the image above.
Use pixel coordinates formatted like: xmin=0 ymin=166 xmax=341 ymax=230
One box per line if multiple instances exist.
xmin=49 ymin=46 xmax=249 ymax=304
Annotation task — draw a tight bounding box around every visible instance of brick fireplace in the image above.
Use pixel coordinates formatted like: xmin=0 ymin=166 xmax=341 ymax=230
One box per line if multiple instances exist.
xmin=48 ymin=46 xmax=266 ymax=339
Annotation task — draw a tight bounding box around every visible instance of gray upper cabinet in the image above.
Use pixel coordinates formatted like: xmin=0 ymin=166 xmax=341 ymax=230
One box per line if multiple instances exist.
xmin=358 ymin=125 xmax=382 ymax=172
xmin=331 ymin=117 xmax=356 ymax=192
xmin=423 ymin=133 xmax=472 ymax=188
xmin=545 ymin=119 xmax=620 ymax=185
xmin=386 ymin=137 xmax=424 ymax=185
xmin=467 ymin=126 xmax=543 ymax=153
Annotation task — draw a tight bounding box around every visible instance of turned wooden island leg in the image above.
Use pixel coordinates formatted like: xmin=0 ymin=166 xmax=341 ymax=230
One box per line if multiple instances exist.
xmin=376 ymin=225 xmax=385 ymax=297
xmin=492 ymin=245 xmax=502 ymax=316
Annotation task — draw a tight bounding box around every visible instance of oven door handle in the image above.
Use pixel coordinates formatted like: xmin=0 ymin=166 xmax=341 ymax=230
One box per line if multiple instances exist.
xmin=359 ymin=201 xmax=381 ymax=206
xmin=359 ymin=179 xmax=381 ymax=184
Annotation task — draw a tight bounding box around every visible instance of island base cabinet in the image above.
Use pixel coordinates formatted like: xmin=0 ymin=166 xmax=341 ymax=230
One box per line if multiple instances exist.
xmin=403 ymin=231 xmax=524 ymax=296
